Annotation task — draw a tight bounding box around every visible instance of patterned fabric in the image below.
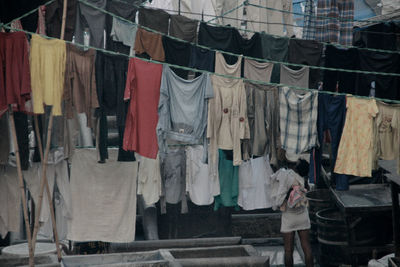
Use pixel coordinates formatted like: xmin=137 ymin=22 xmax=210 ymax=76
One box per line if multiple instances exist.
xmin=315 ymin=0 xmax=354 ymax=45
xmin=334 ymin=97 xmax=378 ymax=177
xmin=279 ymin=87 xmax=318 ymax=154
xmin=303 ymin=0 xmax=316 ymax=40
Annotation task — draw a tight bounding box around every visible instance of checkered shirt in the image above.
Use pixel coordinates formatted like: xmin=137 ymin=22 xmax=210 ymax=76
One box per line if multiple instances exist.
xmin=303 ymin=0 xmax=316 ymax=40
xmin=315 ymin=0 xmax=354 ymax=46
xmin=279 ymin=87 xmax=318 ymax=154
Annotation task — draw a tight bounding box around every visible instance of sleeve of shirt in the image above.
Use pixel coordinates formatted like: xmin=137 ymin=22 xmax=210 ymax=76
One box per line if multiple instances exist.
xmin=124 ymin=58 xmax=135 ymax=101
xmin=369 ymin=99 xmax=379 ymax=118
xmin=156 ymin=66 xmax=170 ymax=155
xmin=63 ymin=48 xmax=73 ymax=119
xmin=21 ymin=37 xmax=31 ymax=99
xmin=205 ymin=74 xmax=214 ymax=99
xmin=239 ymin=82 xmax=250 ymax=140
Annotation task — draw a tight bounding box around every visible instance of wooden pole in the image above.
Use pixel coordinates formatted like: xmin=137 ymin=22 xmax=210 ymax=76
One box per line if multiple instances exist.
xmin=31 ymin=0 xmax=68 ymax=261
xmin=9 ymin=106 xmax=35 ymax=267
xmin=33 ymin=116 xmax=62 ymax=261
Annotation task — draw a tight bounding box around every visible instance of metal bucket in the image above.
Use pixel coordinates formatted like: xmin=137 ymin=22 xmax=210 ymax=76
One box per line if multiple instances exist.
xmin=316 ymin=208 xmax=375 ymax=266
xmin=306 ymin=189 xmax=334 ymax=243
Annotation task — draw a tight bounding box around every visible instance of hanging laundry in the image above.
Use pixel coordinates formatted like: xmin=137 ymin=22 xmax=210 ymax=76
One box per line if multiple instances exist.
xmin=279 ymin=87 xmax=318 ymax=155
xmin=323 ymin=45 xmax=358 ymax=94
xmin=242 ymin=82 xmax=275 ymax=160
xmin=189 ymin=46 xmax=215 ymax=75
xmin=162 ymin=37 xmax=192 ymax=79
xmin=157 ymin=65 xmax=213 ymax=156
xmin=30 ymin=34 xmax=66 ymax=116
xmin=246 ymin=0 xmax=294 ymax=37
xmin=242 ymin=59 xmax=274 ymax=160
xmin=315 ymin=0 xmax=354 ymax=46
xmin=68 ymin=149 xmax=138 ymax=243
xmin=12 ymin=112 xmax=30 ymax=170
xmin=160 ymin=147 xmax=188 ymax=214
xmin=373 ymin=102 xmax=400 ymax=162
xmin=280 ymin=65 xmax=310 ymax=90
xmin=23 ymin=160 xmax=70 ymax=240
xmin=185 ymin=145 xmax=220 ymax=206
xmin=308 ymin=94 xmax=347 ymax=188
xmin=74 ymin=0 xmax=107 ymax=49
xmin=240 ymin=32 xmax=263 ymax=59
xmin=45 ymin=0 xmax=77 ymax=41
xmin=260 ymin=33 xmax=289 ymax=84
xmin=302 ymin=0 xmax=316 ymax=40
xmin=214 ymin=150 xmax=239 ymax=211
xmin=334 ymin=97 xmax=378 ymax=177
xmin=123 ymin=58 xmax=162 ymax=159
xmin=0 ymin=115 xmax=9 ymax=164
xmin=0 ymin=32 xmax=31 ymax=114
xmin=137 ymin=154 xmax=162 ymax=206
xmin=0 ymin=166 xmax=21 ymax=239
xmin=356 ymin=50 xmax=400 ymax=100
xmin=214 ymin=0 xmax=243 ymax=29
xmin=198 ymin=22 xmax=242 ymax=65
xmin=353 ymin=22 xmax=400 ymax=51
xmin=95 ymin=52 xmax=135 ymax=162
xmin=64 ymin=44 xmax=98 ymax=128
xmin=238 ymin=155 xmax=274 ymax=210
xmin=138 ymin=7 xmax=170 ymax=34
xmin=208 ymin=52 xmax=249 ymax=179
xmin=145 ymin=0 xmax=174 ymax=14
xmin=169 ymin=15 xmax=198 ymax=42
xmin=392 ymin=110 xmax=400 ymax=175
xmin=134 ymin=28 xmax=165 ymax=61
xmin=106 ymin=0 xmax=139 ymax=54
xmin=288 ymin=39 xmax=323 ymax=89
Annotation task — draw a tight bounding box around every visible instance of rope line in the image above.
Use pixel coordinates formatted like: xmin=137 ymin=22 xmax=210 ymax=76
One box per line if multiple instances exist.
xmin=77 ymin=0 xmax=400 ymax=76
xmin=4 ymin=24 xmax=400 ymax=105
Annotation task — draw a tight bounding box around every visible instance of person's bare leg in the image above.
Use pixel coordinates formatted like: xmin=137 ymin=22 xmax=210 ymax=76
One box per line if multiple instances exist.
xmin=283 ymin=232 xmax=295 ymax=267
xmin=298 ymin=229 xmax=314 ymax=267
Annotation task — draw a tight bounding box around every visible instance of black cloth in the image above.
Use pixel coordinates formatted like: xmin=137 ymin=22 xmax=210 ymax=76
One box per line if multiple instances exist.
xmin=45 ymin=0 xmax=77 ymax=41
xmin=260 ymin=33 xmax=289 ymax=84
xmin=105 ymin=0 xmax=139 ymax=54
xmin=14 ymin=112 xmax=29 ymax=170
xmin=356 ymin=50 xmax=400 ymax=100
xmin=95 ymin=52 xmax=135 ymax=162
xmin=353 ymin=22 xmax=400 ymax=51
xmin=162 ymin=36 xmax=192 ymax=79
xmin=189 ymin=46 xmax=215 ymax=76
xmin=169 ymin=15 xmax=198 ymax=42
xmin=198 ymin=22 xmax=241 ymax=65
xmin=288 ymin=39 xmax=323 ymax=89
xmin=323 ymin=45 xmax=358 ymax=94
xmin=0 ymin=0 xmax=41 ymax=33
xmin=138 ymin=7 xmax=170 ymax=34
xmin=241 ymin=33 xmax=263 ymax=59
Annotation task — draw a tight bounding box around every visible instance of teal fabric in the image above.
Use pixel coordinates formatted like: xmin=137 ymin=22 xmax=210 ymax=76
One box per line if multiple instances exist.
xmin=214 ymin=150 xmax=239 ymax=211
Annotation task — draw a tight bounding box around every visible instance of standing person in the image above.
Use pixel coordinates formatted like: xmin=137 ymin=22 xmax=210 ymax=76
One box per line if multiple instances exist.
xmin=281 ymin=158 xmax=313 ymax=267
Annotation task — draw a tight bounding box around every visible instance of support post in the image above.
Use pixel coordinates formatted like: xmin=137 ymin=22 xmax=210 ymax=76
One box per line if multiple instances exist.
xmin=391 ymin=181 xmax=400 ymax=257
xmin=9 ymin=106 xmax=34 ymax=267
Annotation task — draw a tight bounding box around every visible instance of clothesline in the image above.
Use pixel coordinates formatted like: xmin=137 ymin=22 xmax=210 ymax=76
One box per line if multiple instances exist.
xmin=4 ymin=24 xmax=400 ymax=106
xmin=4 ymin=0 xmax=400 ymax=55
xmin=78 ymin=0 xmax=400 ymax=72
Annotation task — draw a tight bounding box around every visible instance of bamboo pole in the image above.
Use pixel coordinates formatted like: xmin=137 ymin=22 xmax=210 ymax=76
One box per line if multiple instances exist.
xmin=31 ymin=0 xmax=68 ymax=261
xmin=33 ymin=116 xmax=62 ymax=261
xmin=9 ymin=106 xmax=35 ymax=267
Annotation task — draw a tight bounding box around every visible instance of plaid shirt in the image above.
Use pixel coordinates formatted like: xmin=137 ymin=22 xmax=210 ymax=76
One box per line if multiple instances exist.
xmin=315 ymin=0 xmax=354 ymax=46
xmin=303 ymin=0 xmax=316 ymax=40
xmin=279 ymin=87 xmax=318 ymax=154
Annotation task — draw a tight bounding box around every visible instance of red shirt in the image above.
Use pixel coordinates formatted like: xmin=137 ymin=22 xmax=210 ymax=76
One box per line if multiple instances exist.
xmin=123 ymin=57 xmax=162 ymax=159
xmin=0 ymin=32 xmax=31 ymax=114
